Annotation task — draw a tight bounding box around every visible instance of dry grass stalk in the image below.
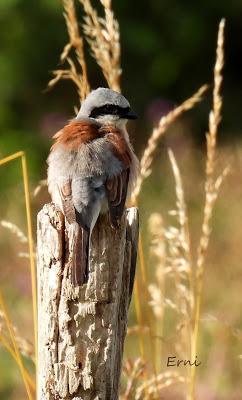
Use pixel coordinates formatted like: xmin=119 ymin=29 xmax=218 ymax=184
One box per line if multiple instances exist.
xmin=0 ymin=219 xmax=34 ymax=262
xmin=133 ymin=263 xmax=155 ymax=398
xmin=147 ymin=151 xmax=195 ymax=385
xmin=80 ymin=0 xmax=121 ymax=91
xmin=168 ymin=151 xmax=191 ymax=259
xmin=150 ymin=151 xmax=194 ymax=364
xmin=48 ymin=0 xmax=90 ymax=102
xmin=189 ymin=19 xmax=227 ymax=399
xmin=146 ymin=22 xmax=227 ymax=397
xmin=197 ymin=19 xmax=226 ymax=275
xmin=167 ymin=150 xmax=193 ymax=311
xmin=127 ymin=325 xmax=150 ymax=336
xmin=0 ymin=152 xmax=37 ymax=362
xmin=0 ymin=312 xmax=35 ymax=363
xmin=16 ymin=335 xmax=35 ymax=363
xmin=136 ymin=236 xmax=161 ymax=397
xmin=49 ymin=0 xmax=121 ymax=104
xmin=21 ymin=153 xmax=37 ymax=362
xmin=147 ymin=159 xmax=194 ymax=385
xmin=133 ymin=275 xmax=146 ymax=360
xmin=131 ymin=84 xmax=208 ymax=203
xmin=148 ymin=213 xmax=165 ymax=373
xmin=122 ymin=358 xmax=145 ymax=400
xmin=0 ymin=291 xmax=35 ymax=399
xmin=1 ymin=220 xmax=28 ymax=243
xmin=33 ymin=179 xmax=47 ymax=197
xmin=135 ymin=371 xmax=186 ymax=400
xmin=0 ymin=332 xmax=35 ymax=391
xmin=166 ymin=151 xmax=194 ymax=366
xmin=147 ymin=21 xmax=227 ymax=398
xmin=149 ymin=213 xmax=165 ymax=291
xmin=18 ymin=252 xmax=33 ymax=259
xmin=148 ymin=283 xmax=164 ymax=321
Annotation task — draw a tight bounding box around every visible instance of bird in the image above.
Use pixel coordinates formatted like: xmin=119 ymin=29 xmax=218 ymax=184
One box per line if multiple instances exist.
xmin=47 ymin=87 xmax=139 ymax=286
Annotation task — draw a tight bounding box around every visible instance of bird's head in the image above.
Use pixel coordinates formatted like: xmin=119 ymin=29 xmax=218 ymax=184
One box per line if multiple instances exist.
xmin=76 ymin=87 xmax=138 ymax=128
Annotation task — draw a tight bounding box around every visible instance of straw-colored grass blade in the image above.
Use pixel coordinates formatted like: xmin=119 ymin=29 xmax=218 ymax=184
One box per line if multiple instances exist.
xmin=0 ymin=152 xmax=37 ymax=358
xmin=0 ymin=151 xmax=37 ymax=395
xmin=0 ymin=333 xmax=35 ymax=391
xmin=131 ymin=84 xmax=208 ymax=204
xmin=0 ymin=290 xmax=34 ymax=399
xmin=189 ymin=19 xmax=226 ymax=400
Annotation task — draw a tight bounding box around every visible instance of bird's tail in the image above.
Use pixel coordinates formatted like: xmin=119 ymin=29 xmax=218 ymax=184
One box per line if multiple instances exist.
xmin=71 ymin=223 xmax=90 ymax=286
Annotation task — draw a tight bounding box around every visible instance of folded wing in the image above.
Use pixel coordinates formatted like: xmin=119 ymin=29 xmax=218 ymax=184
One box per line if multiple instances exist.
xmin=105 ymin=169 xmax=130 ymax=227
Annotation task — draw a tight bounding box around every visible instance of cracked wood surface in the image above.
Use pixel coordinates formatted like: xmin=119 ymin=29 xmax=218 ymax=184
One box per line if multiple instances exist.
xmin=37 ymin=203 xmax=139 ymax=400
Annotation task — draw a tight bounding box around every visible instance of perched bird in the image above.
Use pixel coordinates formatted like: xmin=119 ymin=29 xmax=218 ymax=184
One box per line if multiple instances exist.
xmin=47 ymin=88 xmax=139 ymax=286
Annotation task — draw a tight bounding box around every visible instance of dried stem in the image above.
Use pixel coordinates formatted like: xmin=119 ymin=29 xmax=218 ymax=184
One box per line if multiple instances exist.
xmin=168 ymin=150 xmax=191 ymax=262
xmin=131 ymin=85 xmax=208 ymax=203
xmin=48 ymin=0 xmax=90 ymax=102
xmin=0 ymin=152 xmax=37 ymax=363
xmin=1 ymin=220 xmax=28 ymax=243
xmin=0 ymin=291 xmax=34 ymax=399
xmin=162 ymin=150 xmax=193 ymax=367
xmin=33 ymin=179 xmax=47 ymax=197
xmin=49 ymin=0 xmax=121 ymax=104
xmin=197 ymin=19 xmax=226 ymax=275
xmin=148 ymin=213 xmax=165 ymax=373
xmin=168 ymin=149 xmax=193 ymax=314
xmin=135 ymin=371 xmax=186 ymax=400
xmin=189 ymin=19 xmax=226 ymax=400
xmin=0 ymin=332 xmax=35 ymax=390
xmin=80 ymin=0 xmax=121 ymax=91
xmin=122 ymin=358 xmax=144 ymax=400
xmin=146 ymin=20 xmax=227 ymax=399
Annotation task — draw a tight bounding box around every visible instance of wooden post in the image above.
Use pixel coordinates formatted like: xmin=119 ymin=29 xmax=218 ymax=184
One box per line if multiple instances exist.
xmin=37 ymin=203 xmax=139 ymax=400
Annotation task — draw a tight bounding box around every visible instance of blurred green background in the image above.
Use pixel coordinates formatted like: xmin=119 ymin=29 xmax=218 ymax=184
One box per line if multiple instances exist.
xmin=1 ymin=0 xmax=242 ymax=399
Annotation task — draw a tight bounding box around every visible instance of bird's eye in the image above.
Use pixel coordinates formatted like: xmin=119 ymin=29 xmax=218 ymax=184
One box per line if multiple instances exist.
xmin=104 ymin=105 xmax=112 ymax=112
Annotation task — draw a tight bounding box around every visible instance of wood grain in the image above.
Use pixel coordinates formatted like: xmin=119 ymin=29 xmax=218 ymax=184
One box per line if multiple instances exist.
xmin=37 ymin=203 xmax=139 ymax=400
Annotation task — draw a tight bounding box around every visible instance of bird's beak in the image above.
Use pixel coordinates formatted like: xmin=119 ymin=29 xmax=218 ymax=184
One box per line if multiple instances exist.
xmin=123 ymin=110 xmax=138 ymax=120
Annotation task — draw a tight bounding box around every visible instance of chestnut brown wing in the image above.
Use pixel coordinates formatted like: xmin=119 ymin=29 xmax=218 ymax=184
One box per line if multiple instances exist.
xmin=58 ymin=179 xmax=76 ymax=224
xmin=100 ymin=126 xmax=132 ymax=227
xmin=105 ymin=168 xmax=130 ymax=228
xmin=58 ymin=179 xmax=89 ymax=286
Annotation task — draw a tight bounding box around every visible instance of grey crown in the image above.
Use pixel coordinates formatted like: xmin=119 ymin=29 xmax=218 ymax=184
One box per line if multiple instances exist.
xmin=76 ymin=88 xmax=131 ymax=119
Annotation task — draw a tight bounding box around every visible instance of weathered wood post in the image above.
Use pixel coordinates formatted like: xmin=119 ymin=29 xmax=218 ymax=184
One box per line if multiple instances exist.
xmin=37 ymin=203 xmax=139 ymax=400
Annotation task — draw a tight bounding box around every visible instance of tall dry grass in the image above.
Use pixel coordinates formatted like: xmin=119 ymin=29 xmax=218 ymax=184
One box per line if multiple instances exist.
xmin=48 ymin=0 xmax=90 ymax=102
xmin=0 ymin=1 xmax=230 ymax=399
xmin=143 ymin=18 xmax=227 ymax=400
xmin=190 ymin=19 xmax=228 ymax=399
xmin=0 ymin=152 xmax=36 ymax=399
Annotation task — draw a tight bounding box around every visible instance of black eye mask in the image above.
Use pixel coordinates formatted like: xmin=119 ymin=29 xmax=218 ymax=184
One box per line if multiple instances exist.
xmin=89 ymin=104 xmax=131 ymax=119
